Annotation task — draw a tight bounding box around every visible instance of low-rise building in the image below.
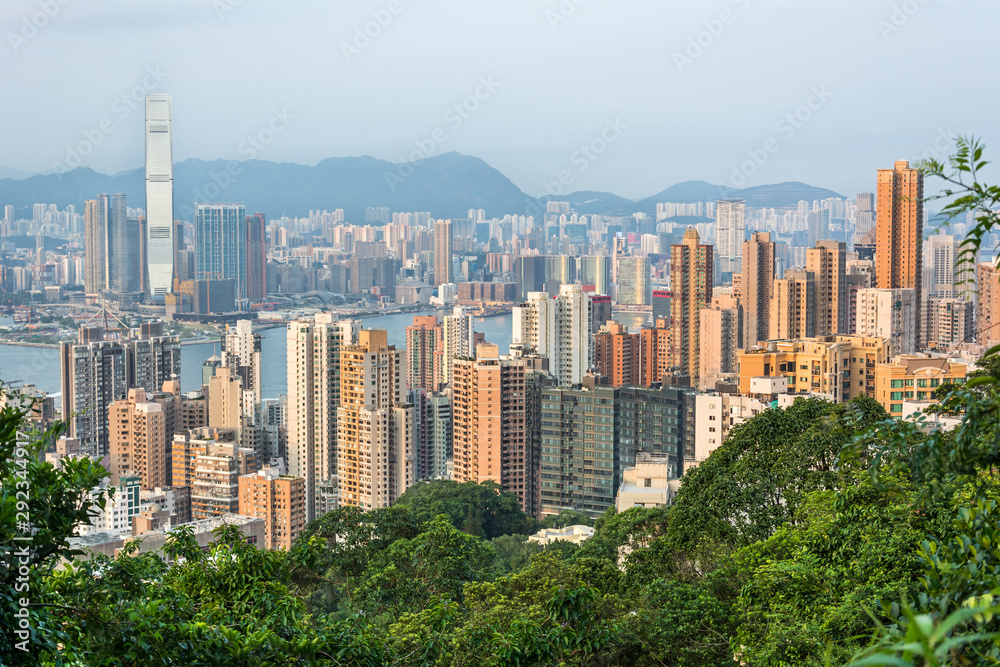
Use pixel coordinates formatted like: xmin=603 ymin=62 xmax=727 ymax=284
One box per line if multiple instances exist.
xmin=874 ymin=355 xmax=968 ymax=418
xmin=528 ymin=525 xmax=595 ymax=546
xmin=737 ymin=335 xmax=893 ymax=402
xmin=615 ymin=453 xmax=679 ymax=510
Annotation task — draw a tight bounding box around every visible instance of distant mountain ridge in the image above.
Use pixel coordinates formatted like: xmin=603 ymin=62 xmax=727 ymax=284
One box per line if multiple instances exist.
xmin=0 ymin=153 xmax=843 ymax=222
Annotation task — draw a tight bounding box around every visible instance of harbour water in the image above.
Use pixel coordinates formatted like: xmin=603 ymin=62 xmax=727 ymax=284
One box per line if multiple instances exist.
xmin=0 ymin=310 xmax=514 ymax=400
xmin=0 ymin=309 xmax=647 ymax=401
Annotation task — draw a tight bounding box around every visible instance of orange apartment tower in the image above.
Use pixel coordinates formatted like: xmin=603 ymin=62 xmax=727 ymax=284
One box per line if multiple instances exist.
xmin=670 ymin=228 xmax=713 ymax=381
xmin=876 ymin=160 xmax=924 ymax=342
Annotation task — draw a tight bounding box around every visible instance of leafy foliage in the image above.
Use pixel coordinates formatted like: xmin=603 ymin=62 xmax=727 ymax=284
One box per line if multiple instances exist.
xmin=393 ymin=479 xmax=539 ymax=538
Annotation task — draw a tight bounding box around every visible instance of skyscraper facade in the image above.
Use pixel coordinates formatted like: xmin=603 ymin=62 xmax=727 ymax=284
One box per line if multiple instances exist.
xmin=806 ymin=240 xmax=847 ymax=335
xmin=616 ymin=256 xmax=651 ymax=305
xmin=670 ymin=228 xmax=713 ymax=381
xmin=286 ymin=315 xmax=360 ymax=521
xmin=196 ymin=203 xmax=248 ymax=308
xmin=246 ymin=213 xmax=268 ymax=303
xmin=451 ymin=344 xmax=533 ymax=515
xmin=405 ymin=315 xmax=444 ymax=393
xmin=716 ymin=199 xmax=746 ymax=276
xmin=442 ymin=306 xmax=474 ymax=385
xmin=84 ymin=195 xmax=110 ymax=296
xmin=856 ymin=287 xmax=917 ymax=355
xmin=337 ymin=330 xmax=414 ymax=511
xmin=770 ymin=270 xmax=816 ymax=341
xmin=513 ymin=285 xmax=592 ymax=387
xmin=145 ymin=93 xmax=174 ymax=300
xmin=433 ymin=219 xmax=453 ymax=286
xmin=876 ymin=160 xmax=924 ymax=342
xmin=978 ymin=262 xmax=1000 ymax=348
xmin=741 ymin=231 xmax=775 ymax=348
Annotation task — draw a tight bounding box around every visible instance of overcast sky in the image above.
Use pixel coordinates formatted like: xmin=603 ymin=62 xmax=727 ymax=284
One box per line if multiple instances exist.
xmin=1 ymin=0 xmax=996 ymax=200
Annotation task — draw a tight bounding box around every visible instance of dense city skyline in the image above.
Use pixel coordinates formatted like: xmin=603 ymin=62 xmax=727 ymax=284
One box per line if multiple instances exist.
xmin=2 ymin=0 xmax=999 ymax=199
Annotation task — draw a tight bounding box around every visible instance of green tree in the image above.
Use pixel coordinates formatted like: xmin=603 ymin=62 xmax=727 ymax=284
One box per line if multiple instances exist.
xmin=394 ymin=480 xmax=539 ymax=539
xmin=665 ymin=396 xmax=887 ymax=553
xmin=0 ymin=393 xmax=109 ymax=666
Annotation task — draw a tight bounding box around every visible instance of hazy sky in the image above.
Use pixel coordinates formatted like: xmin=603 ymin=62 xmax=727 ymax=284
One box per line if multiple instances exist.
xmin=2 ymin=0 xmax=996 ymax=200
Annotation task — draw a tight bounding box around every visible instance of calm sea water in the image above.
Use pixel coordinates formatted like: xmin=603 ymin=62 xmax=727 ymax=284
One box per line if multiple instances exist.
xmin=0 ymin=311 xmax=514 ymax=401
xmin=0 ymin=309 xmax=647 ymax=402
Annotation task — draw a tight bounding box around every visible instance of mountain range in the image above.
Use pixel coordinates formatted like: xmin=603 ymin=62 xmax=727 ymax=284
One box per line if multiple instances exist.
xmin=0 ymin=153 xmax=843 ymax=223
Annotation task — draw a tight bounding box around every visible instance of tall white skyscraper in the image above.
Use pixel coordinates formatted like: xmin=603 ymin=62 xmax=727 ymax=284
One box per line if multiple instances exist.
xmin=145 ymin=93 xmax=174 ymax=301
xmin=715 ymin=199 xmax=746 ymax=276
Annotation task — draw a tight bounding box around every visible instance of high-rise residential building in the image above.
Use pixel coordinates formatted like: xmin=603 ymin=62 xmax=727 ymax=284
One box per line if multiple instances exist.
xmin=513 ymin=284 xmax=592 ymax=387
xmin=979 ymin=263 xmax=1000 ymax=347
xmin=616 ymin=256 xmax=651 ymax=305
xmin=196 ymin=203 xmax=248 ymax=308
xmin=452 ymin=344 xmax=534 ymax=515
xmin=616 ymin=385 xmax=695 ymax=476
xmin=442 ymin=305 xmax=474 ymax=384
xmin=406 ymin=315 xmax=444 ymax=392
xmin=84 ymin=195 xmax=110 ymax=296
xmin=412 ymin=389 xmax=451 ymax=481
xmin=855 ymin=288 xmax=917 ymax=355
xmin=59 ymin=325 xmax=180 ymax=461
xmin=770 ymin=270 xmax=816 ymax=341
xmin=737 ymin=335 xmax=894 ymax=402
xmin=876 ymin=160 xmax=924 ymax=342
xmin=246 ymin=213 xmax=268 ymax=303
xmin=286 ymin=315 xmax=360 ymax=520
xmin=924 ymin=298 xmax=975 ymax=349
xmin=3 ymin=205 xmax=13 ymax=224
xmin=540 ymin=386 xmax=618 ymax=516
xmin=640 ymin=318 xmax=673 ymax=386
xmin=806 ymin=240 xmax=847 ymax=335
xmin=171 ymin=429 xmax=256 ymax=520
xmin=337 ymin=330 xmax=414 ymax=510
xmin=145 ymin=93 xmax=174 ymax=301
xmin=699 ymin=293 xmax=742 ymax=391
xmin=108 ymin=388 xmax=169 ymax=490
xmin=130 ymin=322 xmax=182 ymax=395
xmin=742 ymin=232 xmax=775 ymax=348
xmin=220 ymin=320 xmax=262 ymax=428
xmin=434 ymin=219 xmax=453 ymax=286
xmin=855 ymin=192 xmax=876 ymax=243
xmin=670 ymin=228 xmax=713 ymax=381
xmin=594 ymin=320 xmax=641 ymax=387
xmin=238 ymin=466 xmax=307 ymax=550
xmin=716 ymin=199 xmax=746 ymax=276
xmin=925 ymin=234 xmax=962 ymax=298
